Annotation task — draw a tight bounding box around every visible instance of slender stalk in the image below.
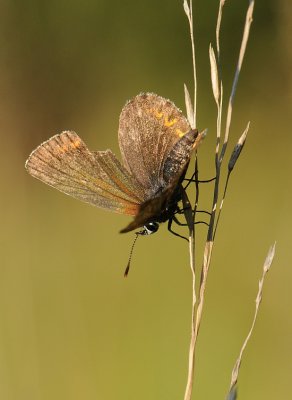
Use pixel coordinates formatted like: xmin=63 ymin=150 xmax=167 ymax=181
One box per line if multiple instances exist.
xmin=183 ymin=3 xmax=199 ymax=398
xmin=220 ymin=0 xmax=255 ymax=161
xmin=182 ymin=1 xmax=255 ymax=399
xmin=183 ymin=157 xmax=199 ymax=400
xmin=183 ymin=233 xmax=196 ymax=400
xmin=189 ymin=1 xmax=197 ymax=128
xmin=184 ymin=0 xmax=197 ymax=128
xmin=214 ymin=122 xmax=250 ymax=239
xmin=216 ymin=0 xmax=226 ymax=62
xmin=213 ymin=171 xmax=230 ymax=240
xmin=184 ymin=240 xmax=214 ymax=399
xmin=227 ymin=243 xmax=276 ymax=396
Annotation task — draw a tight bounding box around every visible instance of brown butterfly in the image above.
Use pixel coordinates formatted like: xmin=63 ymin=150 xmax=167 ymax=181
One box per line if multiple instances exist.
xmin=25 ymin=93 xmax=203 ymax=235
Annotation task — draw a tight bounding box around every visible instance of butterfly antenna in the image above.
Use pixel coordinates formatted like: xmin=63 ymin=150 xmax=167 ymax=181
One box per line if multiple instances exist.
xmin=124 ymin=233 xmax=140 ymax=277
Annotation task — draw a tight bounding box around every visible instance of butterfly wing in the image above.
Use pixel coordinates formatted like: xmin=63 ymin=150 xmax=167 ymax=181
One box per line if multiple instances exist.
xmin=120 ymin=185 xmax=178 ymax=233
xmin=118 ymin=93 xmax=191 ymax=194
xmin=25 ymin=131 xmax=144 ymax=216
xmin=120 ymin=129 xmax=204 ymax=233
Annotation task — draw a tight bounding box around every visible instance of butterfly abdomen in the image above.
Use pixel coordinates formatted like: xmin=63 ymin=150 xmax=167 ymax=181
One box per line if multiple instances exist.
xmin=162 ymin=129 xmax=198 ymax=185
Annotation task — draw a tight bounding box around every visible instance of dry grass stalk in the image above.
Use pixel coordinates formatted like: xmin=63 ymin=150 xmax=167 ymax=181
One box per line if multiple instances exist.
xmin=182 ymin=1 xmax=257 ymax=399
xmin=183 ymin=3 xmax=198 ymax=399
xmin=209 ymin=44 xmax=220 ymax=107
xmin=227 ymin=243 xmax=276 ymax=397
xmin=183 ymin=0 xmax=197 ymax=128
xmin=221 ymin=0 xmax=255 ymax=160
xmin=216 ymin=0 xmax=226 ymax=60
xmin=181 ymin=180 xmax=196 ymax=400
xmin=214 ymin=122 xmax=250 ymax=238
xmin=184 ymin=84 xmax=195 ymax=129
xmin=228 ymin=123 xmax=250 ymax=172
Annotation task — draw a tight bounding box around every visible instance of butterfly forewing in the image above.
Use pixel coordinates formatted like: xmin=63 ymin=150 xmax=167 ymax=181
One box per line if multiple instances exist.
xmin=25 ymin=131 xmax=141 ymax=216
xmin=118 ymin=93 xmax=191 ymax=193
xmin=119 ymin=129 xmax=204 ymax=233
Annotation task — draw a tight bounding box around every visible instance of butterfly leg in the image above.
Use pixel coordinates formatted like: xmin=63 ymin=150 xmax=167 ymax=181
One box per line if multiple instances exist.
xmin=172 ymin=211 xmax=210 ymax=228
xmin=176 ymin=208 xmax=211 ymax=217
xmin=167 ymin=218 xmax=188 ymax=241
xmin=172 ymin=214 xmax=189 ymax=227
xmin=184 ymin=176 xmax=216 ymax=190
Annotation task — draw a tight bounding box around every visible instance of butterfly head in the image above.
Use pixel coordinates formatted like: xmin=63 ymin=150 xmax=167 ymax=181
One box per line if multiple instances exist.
xmin=137 ymin=221 xmax=159 ymax=236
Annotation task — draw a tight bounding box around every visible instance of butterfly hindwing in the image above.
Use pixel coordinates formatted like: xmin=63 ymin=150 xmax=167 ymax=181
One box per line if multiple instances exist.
xmin=25 ymin=131 xmax=142 ymax=216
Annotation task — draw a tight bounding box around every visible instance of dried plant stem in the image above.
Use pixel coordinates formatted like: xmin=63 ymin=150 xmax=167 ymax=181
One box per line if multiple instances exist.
xmin=182 ymin=158 xmax=199 ymax=400
xmin=183 ymin=234 xmax=196 ymax=400
xmin=227 ymin=243 xmax=276 ymax=396
xmin=184 ymin=240 xmax=213 ymax=400
xmin=208 ymin=0 xmax=255 ymax=241
xmin=189 ymin=2 xmax=197 ymax=128
xmin=214 ymin=122 xmax=250 ymax=239
xmin=183 ymin=3 xmax=199 ymax=399
xmin=184 ymin=0 xmax=197 ymax=128
xmin=194 ymin=240 xmax=213 ymax=336
xmin=216 ymin=0 xmax=226 ymax=61
xmin=221 ymin=0 xmax=254 ymax=160
xmin=182 ymin=1 xmax=256 ymax=399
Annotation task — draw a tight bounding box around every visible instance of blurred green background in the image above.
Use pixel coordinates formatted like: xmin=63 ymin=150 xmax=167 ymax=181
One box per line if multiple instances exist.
xmin=1 ymin=0 xmax=291 ymax=399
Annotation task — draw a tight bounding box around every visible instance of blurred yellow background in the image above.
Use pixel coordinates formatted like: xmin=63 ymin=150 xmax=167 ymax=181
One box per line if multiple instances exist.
xmin=0 ymin=1 xmax=291 ymax=399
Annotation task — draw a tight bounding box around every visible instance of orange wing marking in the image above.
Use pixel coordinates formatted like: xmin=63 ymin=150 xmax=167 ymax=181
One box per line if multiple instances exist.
xmin=164 ymin=117 xmax=177 ymax=127
xmin=153 ymin=109 xmax=163 ymax=119
xmin=56 ymin=139 xmax=82 ymax=154
xmin=71 ymin=139 xmax=81 ymax=148
xmin=176 ymin=129 xmax=186 ymax=138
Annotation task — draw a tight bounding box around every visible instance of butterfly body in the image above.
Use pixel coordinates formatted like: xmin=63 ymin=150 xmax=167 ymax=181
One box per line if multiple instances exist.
xmin=26 ymin=93 xmax=203 ymax=234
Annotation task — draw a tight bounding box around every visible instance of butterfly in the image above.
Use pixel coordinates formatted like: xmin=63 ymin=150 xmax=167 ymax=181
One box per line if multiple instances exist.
xmin=25 ymin=93 xmax=203 ymax=235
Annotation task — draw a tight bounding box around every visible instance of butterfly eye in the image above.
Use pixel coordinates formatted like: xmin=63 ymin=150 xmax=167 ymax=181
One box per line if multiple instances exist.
xmin=141 ymin=222 xmax=159 ymax=235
